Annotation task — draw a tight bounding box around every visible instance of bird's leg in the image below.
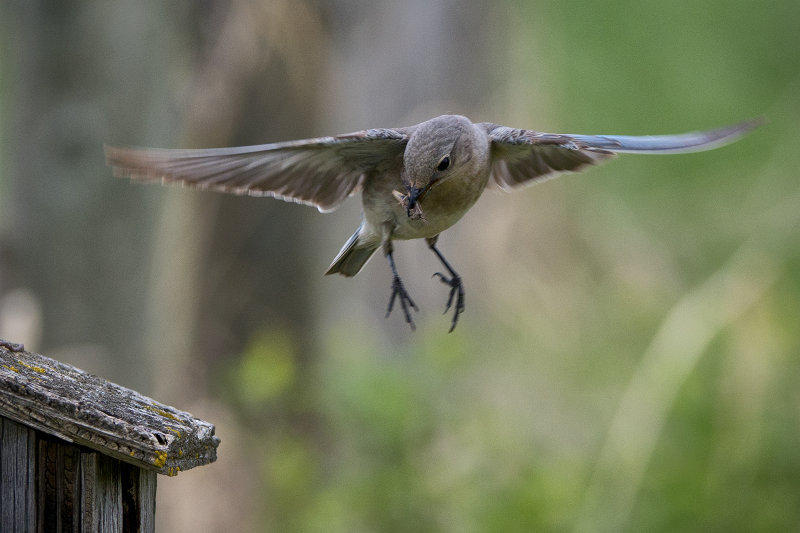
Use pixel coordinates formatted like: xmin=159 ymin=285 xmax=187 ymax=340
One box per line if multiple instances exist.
xmin=426 ymin=236 xmax=465 ymax=332
xmin=384 ymin=239 xmax=418 ymax=330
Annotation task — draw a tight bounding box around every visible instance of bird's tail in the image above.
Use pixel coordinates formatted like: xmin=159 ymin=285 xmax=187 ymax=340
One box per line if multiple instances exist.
xmin=325 ymin=225 xmax=380 ymax=277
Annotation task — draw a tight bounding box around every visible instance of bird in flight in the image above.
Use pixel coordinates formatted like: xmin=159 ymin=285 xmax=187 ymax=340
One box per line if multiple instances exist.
xmin=106 ymin=115 xmax=760 ymax=332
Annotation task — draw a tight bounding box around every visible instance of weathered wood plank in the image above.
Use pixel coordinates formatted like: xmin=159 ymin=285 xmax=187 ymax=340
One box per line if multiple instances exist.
xmin=97 ymin=454 xmax=122 ymax=533
xmin=0 ymin=346 xmax=219 ymax=475
xmin=121 ymin=463 xmax=157 ymax=533
xmin=81 ymin=452 xmax=124 ymax=532
xmin=137 ymin=469 xmax=157 ymax=533
xmin=37 ymin=434 xmax=82 ymax=532
xmin=0 ymin=417 xmax=36 ymax=533
xmin=62 ymin=443 xmax=82 ymax=531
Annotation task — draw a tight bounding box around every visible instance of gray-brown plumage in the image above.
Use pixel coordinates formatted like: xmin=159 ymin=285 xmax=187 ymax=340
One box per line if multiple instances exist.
xmin=105 ymin=115 xmax=761 ymax=331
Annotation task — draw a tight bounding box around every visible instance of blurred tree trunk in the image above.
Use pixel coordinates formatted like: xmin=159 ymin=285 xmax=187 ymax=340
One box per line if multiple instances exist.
xmin=142 ymin=0 xmax=326 ymax=405
xmin=140 ymin=2 xmax=329 ymax=531
xmin=0 ymin=1 xmax=179 ymax=388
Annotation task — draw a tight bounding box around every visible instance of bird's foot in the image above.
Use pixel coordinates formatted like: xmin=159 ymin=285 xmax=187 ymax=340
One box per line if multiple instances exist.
xmin=433 ymin=271 xmax=465 ymax=332
xmin=386 ymin=274 xmax=419 ymax=330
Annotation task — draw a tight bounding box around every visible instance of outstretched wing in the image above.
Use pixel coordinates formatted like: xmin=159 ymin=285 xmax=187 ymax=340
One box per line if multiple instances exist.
xmin=481 ymin=118 xmax=762 ymax=190
xmin=105 ymin=128 xmax=409 ymax=212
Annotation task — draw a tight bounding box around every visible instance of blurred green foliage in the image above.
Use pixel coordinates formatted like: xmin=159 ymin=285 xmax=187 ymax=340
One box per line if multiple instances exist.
xmin=234 ymin=331 xmax=296 ymax=409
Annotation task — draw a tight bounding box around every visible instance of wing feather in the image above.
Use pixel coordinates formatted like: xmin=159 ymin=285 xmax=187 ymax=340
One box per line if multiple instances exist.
xmin=482 ymin=118 xmax=762 ymax=190
xmin=105 ymin=128 xmax=408 ymax=212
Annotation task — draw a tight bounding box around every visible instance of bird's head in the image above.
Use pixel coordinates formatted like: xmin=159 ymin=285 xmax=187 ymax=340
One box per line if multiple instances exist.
xmin=400 ymin=115 xmax=471 ymax=217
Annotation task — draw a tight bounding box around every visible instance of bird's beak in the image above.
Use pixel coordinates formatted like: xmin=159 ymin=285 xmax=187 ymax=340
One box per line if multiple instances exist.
xmin=405 ymin=186 xmax=422 ymax=214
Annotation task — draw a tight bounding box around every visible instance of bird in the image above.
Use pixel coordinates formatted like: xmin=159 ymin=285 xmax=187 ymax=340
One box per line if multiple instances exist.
xmin=105 ymin=114 xmax=761 ymax=332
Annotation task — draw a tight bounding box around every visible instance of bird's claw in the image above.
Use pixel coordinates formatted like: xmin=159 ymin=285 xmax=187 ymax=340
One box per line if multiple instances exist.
xmin=386 ymin=274 xmax=419 ymax=330
xmin=433 ymin=272 xmax=465 ymax=332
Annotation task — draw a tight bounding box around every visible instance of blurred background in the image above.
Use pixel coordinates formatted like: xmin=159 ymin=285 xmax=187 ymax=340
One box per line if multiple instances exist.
xmin=1 ymin=1 xmax=798 ymax=531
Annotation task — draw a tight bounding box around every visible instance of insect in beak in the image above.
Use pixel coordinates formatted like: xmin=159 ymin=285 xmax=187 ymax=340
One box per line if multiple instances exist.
xmin=392 ymin=189 xmax=426 ymax=221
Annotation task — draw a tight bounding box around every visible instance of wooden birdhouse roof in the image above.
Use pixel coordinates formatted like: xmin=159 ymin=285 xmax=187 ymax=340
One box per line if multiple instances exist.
xmin=0 ymin=345 xmax=219 ymax=476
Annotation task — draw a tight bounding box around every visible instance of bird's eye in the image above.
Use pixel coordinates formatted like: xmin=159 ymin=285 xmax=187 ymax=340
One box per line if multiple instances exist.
xmin=437 ymin=155 xmax=451 ymax=172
